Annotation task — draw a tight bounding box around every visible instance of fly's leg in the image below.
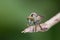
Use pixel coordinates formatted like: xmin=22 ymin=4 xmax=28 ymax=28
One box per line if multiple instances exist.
xmin=39 ymin=23 xmax=48 ymax=31
xmin=39 ymin=24 xmax=43 ymax=30
xmin=32 ymin=25 xmax=37 ymax=32
xmin=32 ymin=22 xmax=36 ymax=32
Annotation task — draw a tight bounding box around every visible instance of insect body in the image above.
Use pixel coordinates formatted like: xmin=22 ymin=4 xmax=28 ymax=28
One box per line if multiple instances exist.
xmin=27 ymin=12 xmax=43 ymax=31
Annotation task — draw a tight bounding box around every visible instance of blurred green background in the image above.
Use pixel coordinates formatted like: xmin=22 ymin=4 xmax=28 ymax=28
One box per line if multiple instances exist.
xmin=0 ymin=0 xmax=60 ymax=40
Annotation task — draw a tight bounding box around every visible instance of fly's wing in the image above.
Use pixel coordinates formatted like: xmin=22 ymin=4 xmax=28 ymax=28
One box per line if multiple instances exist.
xmin=35 ymin=16 xmax=43 ymax=24
xmin=37 ymin=16 xmax=42 ymax=21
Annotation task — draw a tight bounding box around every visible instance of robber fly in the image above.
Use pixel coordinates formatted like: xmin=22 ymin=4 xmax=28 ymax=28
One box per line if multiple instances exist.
xmin=27 ymin=12 xmax=44 ymax=32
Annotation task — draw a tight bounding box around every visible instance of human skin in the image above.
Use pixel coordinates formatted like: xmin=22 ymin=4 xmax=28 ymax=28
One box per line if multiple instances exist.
xmin=21 ymin=12 xmax=60 ymax=33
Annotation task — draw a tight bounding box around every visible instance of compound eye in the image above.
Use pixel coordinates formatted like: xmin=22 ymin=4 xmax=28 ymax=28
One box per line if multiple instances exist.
xmin=31 ymin=14 xmax=33 ymax=17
